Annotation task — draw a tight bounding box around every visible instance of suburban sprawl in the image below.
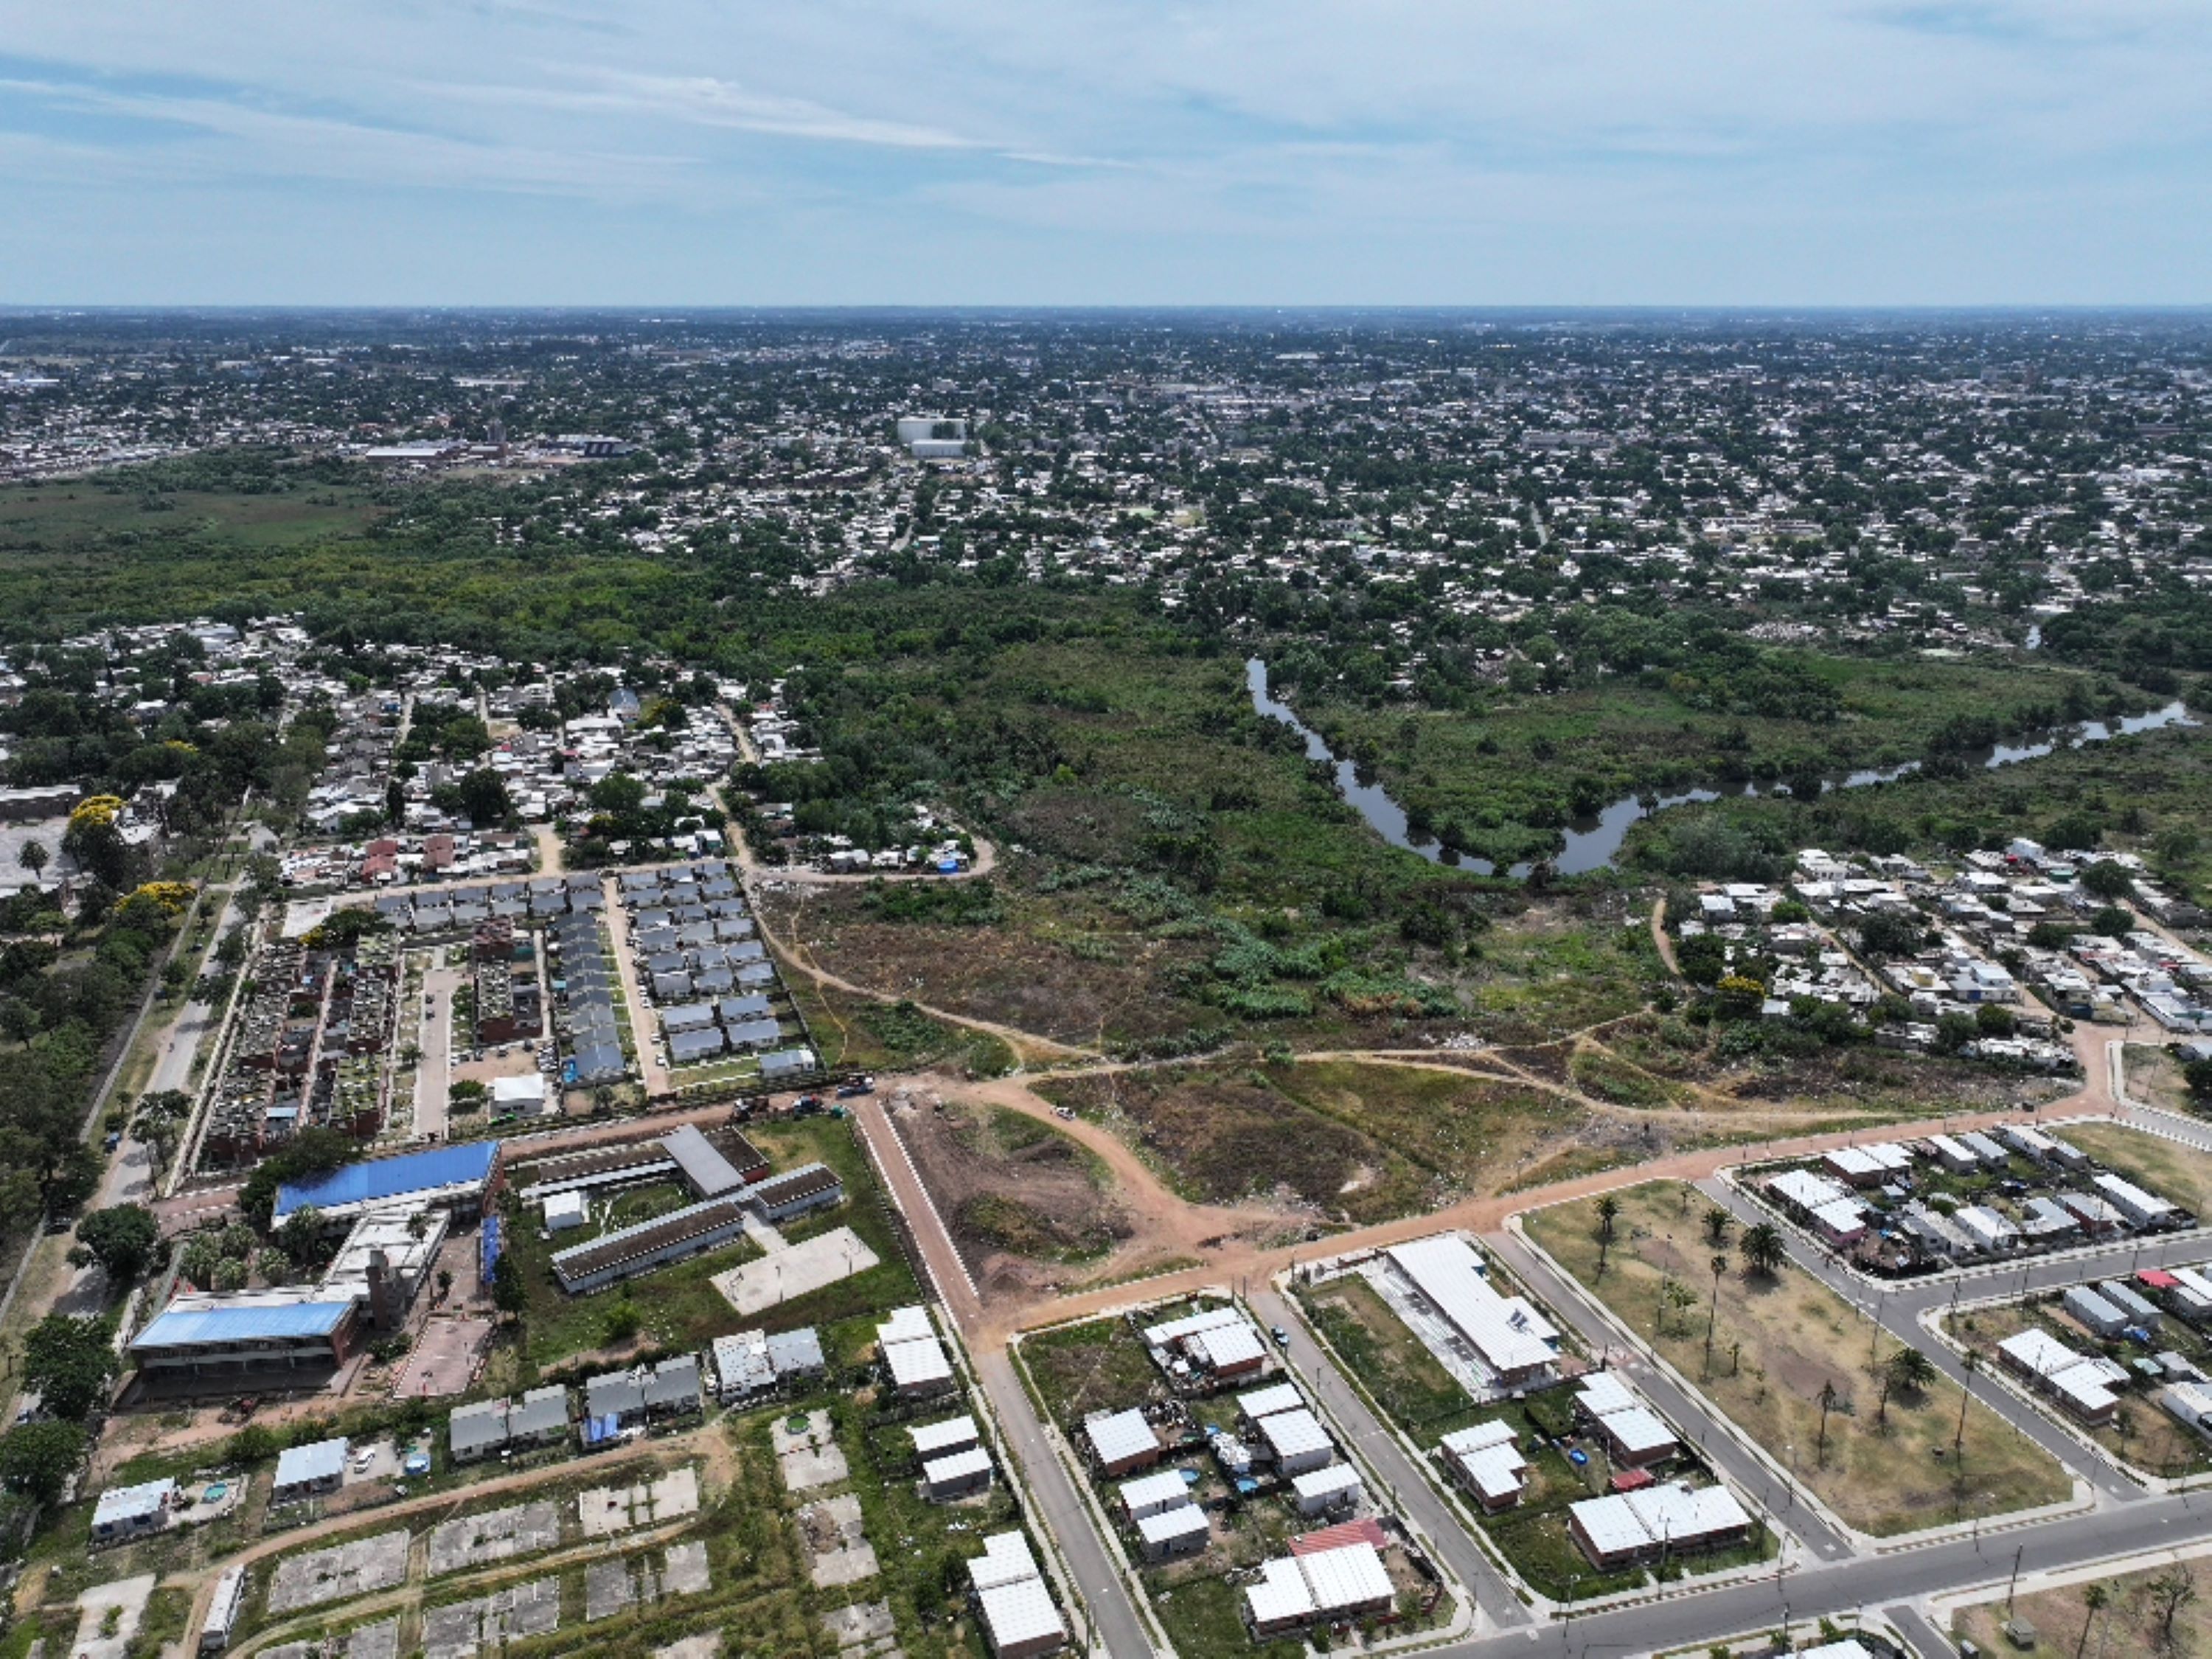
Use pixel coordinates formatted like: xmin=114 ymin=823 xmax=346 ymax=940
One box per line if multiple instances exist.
xmin=3 ymin=309 xmax=2212 ymax=1659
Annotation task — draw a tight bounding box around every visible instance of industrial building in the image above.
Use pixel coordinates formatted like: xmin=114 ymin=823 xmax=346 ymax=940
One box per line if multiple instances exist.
xmin=272 ymin=1140 xmax=501 ymax=1226
xmin=128 ymin=1291 xmax=362 ymax=1383
xmin=1382 ymin=1234 xmax=1562 ymax=1386
xmin=549 ymin=1197 xmax=748 ymax=1293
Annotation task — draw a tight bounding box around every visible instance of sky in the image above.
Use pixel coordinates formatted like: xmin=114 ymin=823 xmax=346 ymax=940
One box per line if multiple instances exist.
xmin=1 ymin=1 xmax=2208 ymax=306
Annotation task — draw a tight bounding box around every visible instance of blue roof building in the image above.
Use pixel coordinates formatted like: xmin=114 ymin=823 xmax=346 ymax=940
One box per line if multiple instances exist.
xmin=274 ymin=1141 xmax=500 ymax=1224
xmin=128 ymin=1292 xmax=361 ymax=1381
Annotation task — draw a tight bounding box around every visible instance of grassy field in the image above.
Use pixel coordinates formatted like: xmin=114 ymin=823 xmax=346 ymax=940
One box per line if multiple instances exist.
xmin=2123 ymin=1045 xmax=2203 ymax=1116
xmin=2063 ymin=1121 xmax=2212 ymax=1217
xmin=1945 ymin=1299 xmax=2212 ymax=1480
xmin=1017 ymin=1312 xmax=1164 ymax=1428
xmin=1524 ymin=1182 xmax=2074 ymax=1535
xmin=1298 ymin=1273 xmax=1481 ymax=1439
xmin=1955 ymin=1559 xmax=2212 ymax=1659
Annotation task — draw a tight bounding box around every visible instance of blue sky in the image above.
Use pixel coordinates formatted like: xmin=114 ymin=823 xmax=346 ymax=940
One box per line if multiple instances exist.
xmin=0 ymin=1 xmax=2207 ymax=305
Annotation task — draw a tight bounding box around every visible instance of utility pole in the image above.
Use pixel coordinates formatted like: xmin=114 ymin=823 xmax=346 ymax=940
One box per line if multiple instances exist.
xmin=2006 ymin=1543 xmax=2025 ymax=1614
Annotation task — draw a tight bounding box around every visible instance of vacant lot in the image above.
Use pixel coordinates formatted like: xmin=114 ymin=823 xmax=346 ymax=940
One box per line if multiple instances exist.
xmin=2064 ymin=1120 xmax=2212 ymax=1217
xmin=1298 ymin=1273 xmax=1478 ymax=1439
xmin=1956 ymin=1559 xmax=2212 ymax=1659
xmin=2123 ymin=1045 xmax=2201 ymax=1116
xmin=1526 ymin=1183 xmax=2073 ymax=1535
xmin=1018 ymin=1313 xmax=1165 ymax=1428
xmin=891 ymin=1096 xmax=1129 ymax=1294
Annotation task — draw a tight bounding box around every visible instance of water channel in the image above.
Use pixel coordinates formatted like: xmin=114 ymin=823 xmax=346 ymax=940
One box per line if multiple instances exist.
xmin=1245 ymin=657 xmax=2197 ymax=880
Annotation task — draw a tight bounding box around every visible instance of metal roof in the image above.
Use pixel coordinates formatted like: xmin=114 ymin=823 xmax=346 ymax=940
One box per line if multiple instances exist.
xmin=274 ymin=1436 xmax=350 ymax=1489
xmin=968 ymin=1531 xmax=1040 ymax=1592
xmin=1084 ymin=1408 xmax=1157 ymax=1467
xmin=659 ymin=1123 xmax=746 ymax=1197
xmin=132 ymin=1297 xmax=354 ymax=1351
xmin=274 ymin=1141 xmax=498 ymax=1221
xmin=978 ymin=1579 xmax=1063 ymax=1649
xmin=911 ymin=1415 xmax=981 ymax=1458
xmin=767 ymin=1327 xmax=824 ymax=1374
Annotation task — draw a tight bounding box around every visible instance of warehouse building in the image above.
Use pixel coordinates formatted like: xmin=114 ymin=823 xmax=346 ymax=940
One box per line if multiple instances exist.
xmin=1383 ymin=1234 xmax=1561 ymax=1387
xmin=272 ymin=1141 xmax=501 ymax=1227
xmin=550 ymin=1197 xmax=748 ymax=1293
xmin=128 ymin=1291 xmax=362 ymax=1383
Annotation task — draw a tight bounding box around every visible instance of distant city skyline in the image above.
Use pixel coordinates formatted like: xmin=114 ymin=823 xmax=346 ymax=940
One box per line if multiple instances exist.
xmin=1 ymin=1 xmax=2208 ymax=306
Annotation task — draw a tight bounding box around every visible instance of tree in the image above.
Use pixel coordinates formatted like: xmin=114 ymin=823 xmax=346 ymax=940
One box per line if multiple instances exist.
xmin=1956 ymin=1348 xmax=1980 ymax=1453
xmin=1815 ymin=1380 xmax=1840 ymax=1465
xmin=2148 ymin=1565 xmax=2197 ymax=1643
xmin=68 ymin=1204 xmax=161 ymax=1285
xmin=1878 ymin=1346 xmax=1938 ymax=1426
xmin=276 ymin=1206 xmax=330 ymax=1270
xmin=1703 ymin=1206 xmax=1733 ymax=1249
xmin=456 ymin=768 xmax=512 ymax=828
xmin=0 ymin=1419 xmax=88 ymax=1504
xmin=23 ymin=1312 xmax=118 ymax=1421
xmin=1933 ymin=1011 xmax=1978 ymax=1054
xmin=1595 ymin=1194 xmax=1621 ymax=1276
xmin=1739 ymin=1222 xmax=1787 ymax=1278
xmin=18 ymin=840 xmax=48 ymax=882
xmin=2079 ymin=860 xmax=2135 ymax=901
xmin=1705 ymin=1253 xmax=1729 ymax=1370
xmin=2183 ymin=1057 xmax=2212 ymax=1105
xmin=1858 ymin=911 xmax=1926 ymax=959
xmin=2076 ymin=1583 xmax=2110 ymax=1659
xmin=490 ymin=1251 xmax=527 ymax=1321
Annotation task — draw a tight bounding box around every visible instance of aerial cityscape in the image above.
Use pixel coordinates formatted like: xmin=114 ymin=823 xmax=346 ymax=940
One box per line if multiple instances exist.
xmin=4 ymin=7 xmax=2212 ymax=1659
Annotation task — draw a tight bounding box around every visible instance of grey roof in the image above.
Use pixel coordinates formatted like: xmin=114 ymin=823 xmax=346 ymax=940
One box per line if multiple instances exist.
xmin=661 ymin=1001 xmax=717 ymax=1032
xmin=768 ymin=1327 xmax=825 ymax=1375
xmin=274 ymin=1436 xmax=350 ymax=1489
xmin=691 ymin=967 xmax=734 ymax=995
xmin=450 ymin=1399 xmax=510 ymax=1455
xmin=586 ymin=1370 xmax=645 ymax=1419
xmin=718 ymin=994 xmax=773 ymax=1022
xmin=510 ymin=1385 xmax=569 ymax=1439
xmin=660 ymin=1123 xmax=747 ymax=1197
xmin=735 ymin=962 xmax=778 ymax=987
xmin=669 ymin=1027 xmax=726 ymax=1063
xmin=727 ymin=1018 xmax=783 ymax=1051
xmin=645 ymin=1354 xmax=701 ymax=1411
xmin=759 ymin=1046 xmax=817 ymax=1077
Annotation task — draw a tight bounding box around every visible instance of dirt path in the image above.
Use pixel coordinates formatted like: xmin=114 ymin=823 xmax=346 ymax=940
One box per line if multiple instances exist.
xmin=530 ymin=823 xmax=563 ymax=876
xmin=1650 ymin=895 xmax=1681 ymax=975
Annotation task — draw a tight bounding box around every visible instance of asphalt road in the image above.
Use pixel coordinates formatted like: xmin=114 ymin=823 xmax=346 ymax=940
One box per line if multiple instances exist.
xmin=1248 ymin=1282 xmax=1532 ymax=1630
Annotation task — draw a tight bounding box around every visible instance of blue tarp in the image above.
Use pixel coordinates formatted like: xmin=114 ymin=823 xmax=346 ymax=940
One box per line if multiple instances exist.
xmin=480 ymin=1215 xmax=503 ymax=1281
xmin=274 ymin=1141 xmax=499 ymax=1222
xmin=132 ymin=1299 xmax=354 ymax=1352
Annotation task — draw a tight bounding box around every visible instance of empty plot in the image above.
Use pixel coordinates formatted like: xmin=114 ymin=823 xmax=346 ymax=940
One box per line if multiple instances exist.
xmin=822 ymin=1603 xmax=895 ymax=1652
xmin=266 ymin=1532 xmax=410 ymax=1615
xmin=581 ymin=1542 xmax=712 ymax=1623
xmin=265 ymin=1620 xmax=400 ymax=1659
xmin=427 ymin=1500 xmax=562 ymax=1576
xmin=799 ymin=1492 xmax=877 ymax=1588
xmin=577 ymin=1466 xmax=700 ymax=1538
xmin=421 ymin=1579 xmax=560 ymax=1659
xmin=714 ymin=1226 xmax=878 ymax=1316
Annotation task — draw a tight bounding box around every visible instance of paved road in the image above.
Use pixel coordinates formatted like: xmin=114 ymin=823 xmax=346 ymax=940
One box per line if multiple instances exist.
xmin=414 ymin=962 xmax=463 ymax=1140
xmin=849 ymin=1097 xmax=1154 ymax=1658
xmin=1890 ymin=1601 xmax=1960 ymax=1658
xmin=1248 ymin=1283 xmax=1531 ymax=1630
xmin=1416 ymin=1488 xmax=2212 ymax=1659
xmin=1487 ymin=1230 xmax=1857 ymax=1564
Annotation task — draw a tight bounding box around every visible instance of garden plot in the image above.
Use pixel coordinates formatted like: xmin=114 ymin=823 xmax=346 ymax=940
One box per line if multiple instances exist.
xmin=266 ymin=1532 xmax=410 ymax=1615
xmin=576 ymin=1466 xmax=700 ymax=1538
xmin=714 ymin=1226 xmax=879 ymax=1316
xmin=426 ymin=1500 xmax=562 ymax=1577
xmin=583 ymin=1542 xmax=711 ymax=1621
xmin=798 ymin=1492 xmax=878 ymax=1587
xmin=773 ymin=1410 xmax=849 ymax=1492
xmin=263 ymin=1619 xmax=400 ymax=1659
xmin=421 ymin=1579 xmax=560 ymax=1659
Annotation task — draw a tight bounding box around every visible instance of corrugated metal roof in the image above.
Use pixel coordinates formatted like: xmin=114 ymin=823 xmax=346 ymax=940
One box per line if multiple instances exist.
xmin=132 ymin=1298 xmax=354 ymax=1350
xmin=274 ymin=1141 xmax=498 ymax=1220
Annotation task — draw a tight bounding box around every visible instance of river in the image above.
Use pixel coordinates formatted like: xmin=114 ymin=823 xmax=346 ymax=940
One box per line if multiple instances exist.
xmin=1245 ymin=658 xmax=2197 ymax=879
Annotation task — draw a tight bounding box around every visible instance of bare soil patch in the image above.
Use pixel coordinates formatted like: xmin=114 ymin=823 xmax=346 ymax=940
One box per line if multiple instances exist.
xmin=891 ymin=1094 xmax=1130 ymax=1298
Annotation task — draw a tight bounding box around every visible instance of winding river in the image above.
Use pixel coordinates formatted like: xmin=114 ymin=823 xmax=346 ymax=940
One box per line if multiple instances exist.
xmin=1245 ymin=658 xmax=2197 ymax=879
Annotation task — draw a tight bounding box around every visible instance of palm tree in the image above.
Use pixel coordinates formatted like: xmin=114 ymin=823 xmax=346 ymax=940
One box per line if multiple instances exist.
xmin=1955 ymin=1348 xmax=1980 ymax=1454
xmin=1596 ymin=1194 xmax=1622 ymax=1275
xmin=1877 ymin=1346 xmax=1938 ymax=1427
xmin=2076 ymin=1583 xmax=2110 ymax=1659
xmin=1815 ymin=1380 xmax=1840 ymax=1466
xmin=18 ymin=840 xmax=47 ymax=882
xmin=1703 ymin=1206 xmax=1733 ymax=1249
xmin=1739 ymin=1222 xmax=1787 ymax=1278
xmin=1705 ymin=1253 xmax=1729 ymax=1371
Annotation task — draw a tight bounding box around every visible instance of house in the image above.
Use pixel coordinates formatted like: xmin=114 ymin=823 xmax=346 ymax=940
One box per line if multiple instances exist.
xmin=509 ymin=1385 xmax=569 ymax=1448
xmin=1236 ymin=1382 xmax=1305 ymax=1429
xmin=968 ymin=1533 xmax=1065 ymax=1659
xmin=2093 ymin=1172 xmax=2183 ymax=1231
xmin=1440 ymin=1420 xmax=1528 ymax=1512
xmin=2056 ymin=1191 xmax=2128 ymax=1238
xmin=1084 ymin=1408 xmax=1161 ymax=1475
xmin=1568 ymin=1483 xmax=1753 ymax=1569
xmin=1576 ymin=1372 xmax=1680 ymax=1466
xmin=2101 ymin=1279 xmax=2163 ymax=1329
xmin=1925 ymin=1135 xmax=1980 ymax=1175
xmin=1120 ymin=1470 xmax=1195 ymax=1522
xmin=543 ymin=1191 xmax=588 ymax=1232
xmin=91 ymin=1478 xmax=175 ymax=1543
xmin=1291 ymin=1464 xmax=1365 ymax=1517
xmin=585 ymin=1368 xmax=647 ymax=1427
xmin=2062 ymin=1284 xmax=2129 ymax=1338
xmin=1257 ymin=1408 xmax=1335 ymax=1476
xmin=450 ymin=1397 xmax=511 ymax=1463
xmin=2163 ymin=1380 xmax=2212 ymax=1436
xmin=1184 ymin=1320 xmax=1268 ymax=1379
xmin=643 ymin=1353 xmax=703 ymax=1418
xmin=1953 ymin=1206 xmax=2020 ymax=1255
xmin=1136 ymin=1503 xmax=1209 ymax=1561
xmin=1244 ymin=1542 xmax=1396 ymax=1636
xmin=923 ymin=1447 xmax=995 ymax=1500
xmin=1998 ymin=1329 xmax=2122 ymax=1425
xmin=271 ymin=1437 xmax=349 ymax=1504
